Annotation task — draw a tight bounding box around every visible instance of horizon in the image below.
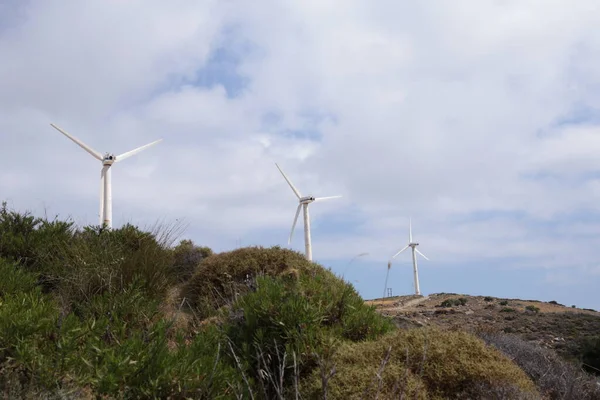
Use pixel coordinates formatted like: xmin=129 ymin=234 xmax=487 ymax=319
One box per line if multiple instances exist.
xmin=2 ymin=1 xmax=600 ymax=311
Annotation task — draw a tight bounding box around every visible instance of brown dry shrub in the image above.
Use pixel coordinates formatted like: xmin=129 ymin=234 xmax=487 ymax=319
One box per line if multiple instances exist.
xmin=478 ymin=331 xmax=600 ymax=400
xmin=300 ymin=327 xmax=539 ymax=399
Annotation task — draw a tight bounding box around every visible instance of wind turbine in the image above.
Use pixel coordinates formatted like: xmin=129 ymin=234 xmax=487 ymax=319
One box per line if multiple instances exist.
xmin=275 ymin=163 xmax=341 ymax=261
xmin=385 ymin=218 xmax=429 ymax=296
xmin=50 ymin=123 xmax=162 ymax=229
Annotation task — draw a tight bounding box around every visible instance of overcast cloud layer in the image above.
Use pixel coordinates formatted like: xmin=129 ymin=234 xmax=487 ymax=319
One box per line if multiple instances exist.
xmin=2 ymin=1 xmax=600 ymax=308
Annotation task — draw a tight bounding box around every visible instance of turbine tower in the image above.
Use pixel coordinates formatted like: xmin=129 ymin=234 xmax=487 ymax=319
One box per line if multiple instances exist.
xmin=275 ymin=163 xmax=341 ymax=261
xmin=50 ymin=123 xmax=162 ymax=229
xmin=387 ymin=218 xmax=429 ymax=296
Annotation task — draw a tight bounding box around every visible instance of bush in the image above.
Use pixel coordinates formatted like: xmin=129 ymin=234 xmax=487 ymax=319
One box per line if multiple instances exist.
xmin=439 ymin=297 xmax=468 ymax=307
xmin=50 ymin=224 xmax=175 ymax=312
xmin=0 ymin=256 xmax=241 ymax=398
xmin=223 ymin=273 xmax=394 ymax=397
xmin=181 ymin=246 xmax=322 ymax=318
xmin=580 ymin=336 xmax=600 ymax=376
xmin=500 ymin=307 xmax=516 ymax=313
xmin=0 ymin=202 xmax=75 ymax=272
xmin=499 ymin=300 xmax=509 ymax=306
xmin=478 ymin=332 xmax=600 ymax=399
xmin=526 ymin=305 xmax=540 ymax=313
xmin=171 ymin=239 xmax=213 ymax=282
xmin=299 ymin=327 xmax=538 ymax=399
xmin=484 ymin=296 xmax=494 ymax=302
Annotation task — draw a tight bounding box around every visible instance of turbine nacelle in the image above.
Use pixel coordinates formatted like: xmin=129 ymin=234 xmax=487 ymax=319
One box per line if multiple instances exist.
xmin=102 ymin=153 xmax=116 ymax=165
xmin=299 ymin=196 xmax=316 ymax=204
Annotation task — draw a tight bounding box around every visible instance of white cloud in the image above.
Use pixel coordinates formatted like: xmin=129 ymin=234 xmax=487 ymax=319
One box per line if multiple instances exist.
xmin=2 ymin=0 xmax=600 ymax=291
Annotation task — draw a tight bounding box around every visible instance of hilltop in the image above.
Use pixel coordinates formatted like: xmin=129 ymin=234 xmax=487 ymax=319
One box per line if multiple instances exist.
xmin=368 ymin=293 xmax=600 ymax=375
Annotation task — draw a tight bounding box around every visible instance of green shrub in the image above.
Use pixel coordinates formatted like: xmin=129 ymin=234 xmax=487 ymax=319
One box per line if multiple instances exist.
xmin=580 ymin=336 xmax=600 ymax=375
xmin=439 ymin=297 xmax=468 ymax=308
xmin=299 ymin=328 xmax=538 ymax=399
xmin=484 ymin=296 xmax=494 ymax=302
xmin=224 ymin=273 xmax=394 ymax=396
xmin=50 ymin=224 xmax=175 ymax=311
xmin=171 ymin=239 xmax=213 ymax=282
xmin=0 ymin=202 xmax=75 ymax=272
xmin=0 ymin=257 xmax=39 ymax=296
xmin=500 ymin=307 xmax=516 ymax=313
xmin=499 ymin=300 xmax=509 ymax=306
xmin=525 ymin=305 xmax=540 ymax=313
xmin=181 ymin=246 xmax=322 ymax=318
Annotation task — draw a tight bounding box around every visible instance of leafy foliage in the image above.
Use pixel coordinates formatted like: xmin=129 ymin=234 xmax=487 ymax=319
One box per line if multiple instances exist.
xmin=525 ymin=305 xmax=540 ymax=313
xmin=171 ymin=239 xmax=214 ymax=282
xmin=180 ymin=246 xmax=322 ymax=318
xmin=438 ymin=297 xmax=468 ymax=307
xmin=224 ymin=274 xmax=394 ymax=396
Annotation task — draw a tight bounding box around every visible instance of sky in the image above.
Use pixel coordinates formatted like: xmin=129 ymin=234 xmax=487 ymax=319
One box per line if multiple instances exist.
xmin=2 ymin=0 xmax=600 ymax=310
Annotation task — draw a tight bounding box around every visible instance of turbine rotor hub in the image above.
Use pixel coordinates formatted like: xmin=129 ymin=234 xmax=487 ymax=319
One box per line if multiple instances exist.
xmin=103 ymin=153 xmax=116 ymax=165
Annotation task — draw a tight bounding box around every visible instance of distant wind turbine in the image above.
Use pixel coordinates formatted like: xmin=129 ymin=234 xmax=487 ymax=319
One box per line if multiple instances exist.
xmin=385 ymin=218 xmax=429 ymax=296
xmin=50 ymin=123 xmax=162 ymax=229
xmin=275 ymin=163 xmax=341 ymax=261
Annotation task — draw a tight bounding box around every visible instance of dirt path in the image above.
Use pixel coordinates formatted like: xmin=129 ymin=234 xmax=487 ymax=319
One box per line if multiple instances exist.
xmin=390 ymin=295 xmax=430 ymax=312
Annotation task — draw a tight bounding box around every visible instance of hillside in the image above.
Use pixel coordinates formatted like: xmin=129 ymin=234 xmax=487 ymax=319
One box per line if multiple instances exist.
xmin=1 ymin=204 xmax=600 ymax=399
xmin=368 ymin=293 xmax=600 ymax=374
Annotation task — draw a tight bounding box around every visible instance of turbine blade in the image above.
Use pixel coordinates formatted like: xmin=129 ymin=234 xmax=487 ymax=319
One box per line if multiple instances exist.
xmin=409 ymin=217 xmax=413 ymax=243
xmin=288 ymin=204 xmax=302 ymax=244
xmin=50 ymin=123 xmax=103 ymax=161
xmin=275 ymin=163 xmax=302 ymax=198
xmin=115 ymin=139 xmax=162 ymax=162
xmin=415 ymin=248 xmax=429 ymax=260
xmin=314 ymin=195 xmax=342 ymax=202
xmin=391 ymin=245 xmax=409 ymax=259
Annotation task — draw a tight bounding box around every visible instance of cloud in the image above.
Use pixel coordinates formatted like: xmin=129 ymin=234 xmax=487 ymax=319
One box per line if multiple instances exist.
xmin=2 ymin=1 xmax=600 ymax=308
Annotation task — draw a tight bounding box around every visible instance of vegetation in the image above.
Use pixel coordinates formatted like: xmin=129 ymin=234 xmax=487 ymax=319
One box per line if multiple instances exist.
xmin=438 ymin=297 xmax=468 ymax=307
xmin=525 ymin=305 xmax=540 ymax=313
xmin=300 ymin=327 xmax=538 ymax=399
xmin=478 ymin=331 xmax=600 ymax=399
xmin=3 ymin=202 xmax=594 ymax=398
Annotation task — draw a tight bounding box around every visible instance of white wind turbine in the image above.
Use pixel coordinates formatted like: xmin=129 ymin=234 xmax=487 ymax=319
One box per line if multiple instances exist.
xmin=384 ymin=218 xmax=429 ymax=297
xmin=275 ymin=163 xmax=342 ymax=261
xmin=50 ymin=123 xmax=162 ymax=229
